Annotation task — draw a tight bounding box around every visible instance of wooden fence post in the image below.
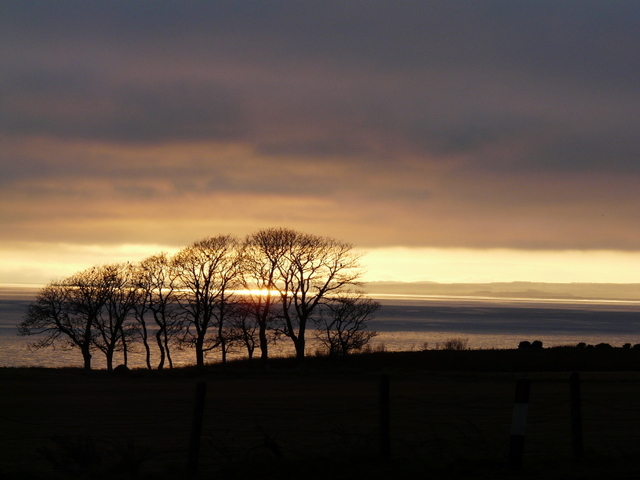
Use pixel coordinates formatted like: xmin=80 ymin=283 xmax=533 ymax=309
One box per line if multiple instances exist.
xmin=187 ymin=381 xmax=207 ymax=478
xmin=508 ymin=378 xmax=531 ymax=471
xmin=570 ymin=372 xmax=584 ymax=459
xmin=379 ymin=374 xmax=391 ymax=459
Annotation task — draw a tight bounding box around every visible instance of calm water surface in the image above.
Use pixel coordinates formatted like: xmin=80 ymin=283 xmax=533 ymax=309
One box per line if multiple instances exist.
xmin=1 ymin=285 xmax=639 ymax=369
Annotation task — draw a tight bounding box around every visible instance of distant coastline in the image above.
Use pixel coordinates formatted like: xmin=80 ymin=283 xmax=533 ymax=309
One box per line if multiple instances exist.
xmin=364 ymin=281 xmax=640 ymax=302
xmin=2 ymin=281 xmax=640 ymax=302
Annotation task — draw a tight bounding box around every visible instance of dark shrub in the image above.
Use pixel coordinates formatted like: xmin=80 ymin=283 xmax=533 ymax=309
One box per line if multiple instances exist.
xmin=623 ymin=343 xmax=632 ymax=349
xmin=436 ymin=337 xmax=469 ymax=351
xmin=518 ymin=341 xmax=531 ymax=349
xmin=531 ymin=340 xmax=543 ymax=350
xmin=576 ymin=342 xmax=587 ymax=348
xmin=595 ymin=343 xmax=612 ymax=350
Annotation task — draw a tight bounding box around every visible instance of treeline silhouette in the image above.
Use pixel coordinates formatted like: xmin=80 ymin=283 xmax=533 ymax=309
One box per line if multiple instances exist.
xmin=18 ymin=228 xmax=379 ymax=371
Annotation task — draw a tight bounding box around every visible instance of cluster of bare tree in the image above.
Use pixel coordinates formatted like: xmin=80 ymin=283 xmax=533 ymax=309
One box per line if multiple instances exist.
xmin=19 ymin=228 xmax=379 ymax=371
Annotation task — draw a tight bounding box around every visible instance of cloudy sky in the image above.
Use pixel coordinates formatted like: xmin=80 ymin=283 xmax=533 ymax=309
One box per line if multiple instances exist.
xmin=1 ymin=0 xmax=639 ymax=285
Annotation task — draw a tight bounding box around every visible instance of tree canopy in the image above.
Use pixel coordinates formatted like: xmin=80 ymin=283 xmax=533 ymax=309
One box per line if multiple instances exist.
xmin=19 ymin=228 xmax=378 ymax=370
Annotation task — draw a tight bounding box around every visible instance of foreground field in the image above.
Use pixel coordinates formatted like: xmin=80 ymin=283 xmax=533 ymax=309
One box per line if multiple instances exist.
xmin=1 ymin=349 xmax=640 ymax=479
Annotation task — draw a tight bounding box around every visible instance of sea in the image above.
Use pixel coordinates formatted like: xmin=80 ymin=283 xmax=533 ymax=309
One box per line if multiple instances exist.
xmin=1 ymin=284 xmax=639 ymax=369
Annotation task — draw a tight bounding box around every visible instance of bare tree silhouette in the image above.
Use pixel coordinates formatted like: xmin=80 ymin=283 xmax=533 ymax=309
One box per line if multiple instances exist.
xmin=315 ymin=291 xmax=379 ymax=356
xmin=91 ymin=264 xmax=140 ymax=371
xmin=133 ymin=253 xmax=181 ymax=369
xmin=19 ymin=280 xmax=95 ymax=370
xmin=246 ymin=228 xmax=364 ymax=368
xmin=19 ymin=228 xmax=371 ymax=370
xmin=173 ymin=235 xmax=243 ymax=369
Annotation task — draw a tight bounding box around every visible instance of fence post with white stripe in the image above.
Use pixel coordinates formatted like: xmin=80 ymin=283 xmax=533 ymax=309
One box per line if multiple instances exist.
xmin=508 ymin=378 xmax=531 ymax=471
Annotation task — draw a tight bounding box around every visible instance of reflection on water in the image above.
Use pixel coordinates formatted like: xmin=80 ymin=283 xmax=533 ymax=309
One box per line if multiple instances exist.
xmin=1 ymin=332 xmax=307 ymax=369
xmin=374 ymin=331 xmax=636 ymax=352
xmin=3 ymin=329 xmax=637 ymax=370
xmin=372 ymin=292 xmax=640 ymax=307
xmin=2 ymin=285 xmax=640 ymax=368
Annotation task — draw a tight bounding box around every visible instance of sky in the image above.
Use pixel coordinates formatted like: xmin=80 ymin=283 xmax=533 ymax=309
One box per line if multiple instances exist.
xmin=1 ymin=0 xmax=639 ymax=285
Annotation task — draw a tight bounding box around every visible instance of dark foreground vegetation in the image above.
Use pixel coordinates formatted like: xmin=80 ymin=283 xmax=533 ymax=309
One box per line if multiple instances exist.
xmin=2 ymin=348 xmax=640 ymax=480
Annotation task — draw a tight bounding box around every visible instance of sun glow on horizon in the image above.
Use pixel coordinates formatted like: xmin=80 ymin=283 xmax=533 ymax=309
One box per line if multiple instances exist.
xmin=359 ymin=247 xmax=640 ymax=284
xmin=0 ymin=242 xmax=181 ymax=285
xmin=2 ymin=242 xmax=640 ymax=286
xmin=232 ymin=288 xmax=278 ymax=297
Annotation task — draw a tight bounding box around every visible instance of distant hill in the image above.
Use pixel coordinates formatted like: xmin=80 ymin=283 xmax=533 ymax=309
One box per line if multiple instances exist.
xmin=2 ymin=281 xmax=640 ymax=302
xmin=363 ymin=281 xmax=640 ymax=301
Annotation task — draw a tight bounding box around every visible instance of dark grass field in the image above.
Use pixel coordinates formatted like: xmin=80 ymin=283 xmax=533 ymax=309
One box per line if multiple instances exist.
xmin=2 ymin=349 xmax=640 ymax=479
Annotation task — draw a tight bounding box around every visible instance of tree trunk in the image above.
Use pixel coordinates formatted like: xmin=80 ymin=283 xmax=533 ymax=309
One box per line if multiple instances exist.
xmin=156 ymin=328 xmax=166 ymax=370
xmin=195 ymin=337 xmax=205 ymax=369
xmin=218 ymin=320 xmax=227 ymax=370
xmin=221 ymin=343 xmax=227 ymax=370
xmin=106 ymin=348 xmax=114 ymax=372
xmin=295 ymin=317 xmax=307 ymax=369
xmin=82 ymin=348 xmax=92 ymax=371
xmin=294 ymin=337 xmax=306 ymax=370
xmin=82 ymin=321 xmax=93 ymax=371
xmin=141 ymin=321 xmax=151 ymax=370
xmin=165 ymin=330 xmax=174 ymax=369
xmin=121 ymin=332 xmax=129 ymax=367
xmin=259 ymin=321 xmax=270 ymax=370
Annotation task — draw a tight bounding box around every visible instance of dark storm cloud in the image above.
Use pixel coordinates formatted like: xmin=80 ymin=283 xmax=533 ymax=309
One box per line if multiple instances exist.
xmin=1 ymin=0 xmax=639 ymax=250
xmin=1 ymin=69 xmax=245 ymax=142
xmin=3 ymin=1 xmax=639 ymax=140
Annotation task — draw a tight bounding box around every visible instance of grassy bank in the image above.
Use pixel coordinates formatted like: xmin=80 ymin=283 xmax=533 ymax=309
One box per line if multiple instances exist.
xmin=2 ymin=349 xmax=640 ymax=479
